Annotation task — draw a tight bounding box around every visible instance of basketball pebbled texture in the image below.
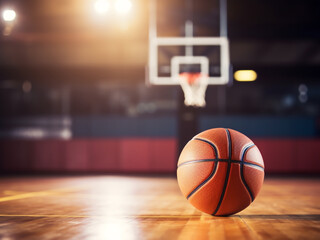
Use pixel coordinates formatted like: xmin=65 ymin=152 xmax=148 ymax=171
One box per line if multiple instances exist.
xmin=177 ymin=128 xmax=265 ymax=216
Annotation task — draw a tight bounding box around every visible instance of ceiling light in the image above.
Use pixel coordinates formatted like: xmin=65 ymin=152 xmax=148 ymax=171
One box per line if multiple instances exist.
xmin=234 ymin=70 xmax=257 ymax=82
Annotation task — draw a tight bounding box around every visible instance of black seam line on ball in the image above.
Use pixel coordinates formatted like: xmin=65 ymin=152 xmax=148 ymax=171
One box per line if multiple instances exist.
xmin=177 ymin=159 xmax=227 ymax=168
xmin=193 ymin=137 xmax=218 ymax=158
xmin=212 ymin=128 xmax=232 ymax=216
xmin=243 ymin=162 xmax=264 ymax=171
xmin=177 ymin=158 xmax=264 ymax=170
xmin=186 ymin=160 xmax=218 ymax=200
xmin=240 ymin=144 xmax=255 ymax=202
xmin=186 ymin=138 xmax=219 ymax=200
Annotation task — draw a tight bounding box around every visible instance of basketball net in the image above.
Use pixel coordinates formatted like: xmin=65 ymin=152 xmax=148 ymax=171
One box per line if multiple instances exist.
xmin=179 ymin=72 xmax=208 ymax=107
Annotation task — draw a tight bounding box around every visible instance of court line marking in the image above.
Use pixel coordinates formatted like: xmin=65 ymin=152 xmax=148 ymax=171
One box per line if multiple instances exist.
xmin=0 ymin=187 xmax=82 ymax=203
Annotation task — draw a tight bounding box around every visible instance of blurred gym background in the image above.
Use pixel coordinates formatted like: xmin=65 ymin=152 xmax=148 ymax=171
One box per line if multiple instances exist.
xmin=0 ymin=0 xmax=319 ymax=174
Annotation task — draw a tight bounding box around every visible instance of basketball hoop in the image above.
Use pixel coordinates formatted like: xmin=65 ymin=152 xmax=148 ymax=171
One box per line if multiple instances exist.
xmin=179 ymin=72 xmax=208 ymax=107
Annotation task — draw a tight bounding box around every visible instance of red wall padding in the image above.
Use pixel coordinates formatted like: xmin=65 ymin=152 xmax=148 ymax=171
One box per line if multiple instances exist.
xmin=253 ymin=139 xmax=320 ymax=173
xmin=0 ymin=138 xmax=177 ymax=173
xmin=0 ymin=138 xmax=319 ymax=173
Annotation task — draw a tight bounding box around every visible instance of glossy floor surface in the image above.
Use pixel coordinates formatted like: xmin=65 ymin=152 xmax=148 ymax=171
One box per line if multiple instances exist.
xmin=0 ymin=176 xmax=319 ymax=240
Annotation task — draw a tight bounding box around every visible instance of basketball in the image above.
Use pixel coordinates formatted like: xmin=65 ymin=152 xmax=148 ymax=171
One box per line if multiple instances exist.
xmin=177 ymin=128 xmax=265 ymax=216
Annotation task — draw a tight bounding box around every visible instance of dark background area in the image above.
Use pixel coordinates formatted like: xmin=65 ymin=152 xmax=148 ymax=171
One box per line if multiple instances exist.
xmin=0 ymin=0 xmax=319 ymax=174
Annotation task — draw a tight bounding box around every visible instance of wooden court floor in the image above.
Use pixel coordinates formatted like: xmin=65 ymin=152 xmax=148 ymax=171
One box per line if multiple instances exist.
xmin=0 ymin=176 xmax=319 ymax=240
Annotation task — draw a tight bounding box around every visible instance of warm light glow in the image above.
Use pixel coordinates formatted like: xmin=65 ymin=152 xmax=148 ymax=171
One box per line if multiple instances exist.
xmin=60 ymin=129 xmax=72 ymax=139
xmin=22 ymin=81 xmax=32 ymax=93
xmin=2 ymin=9 xmax=16 ymax=22
xmin=114 ymin=0 xmax=132 ymax=15
xmin=234 ymin=70 xmax=257 ymax=82
xmin=94 ymin=0 xmax=110 ymax=14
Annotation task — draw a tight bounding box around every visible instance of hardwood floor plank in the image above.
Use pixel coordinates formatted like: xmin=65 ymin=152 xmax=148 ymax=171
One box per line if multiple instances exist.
xmin=0 ymin=176 xmax=319 ymax=240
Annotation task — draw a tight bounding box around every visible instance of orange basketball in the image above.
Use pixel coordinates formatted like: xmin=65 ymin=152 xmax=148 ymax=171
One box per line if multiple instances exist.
xmin=177 ymin=128 xmax=265 ymax=216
